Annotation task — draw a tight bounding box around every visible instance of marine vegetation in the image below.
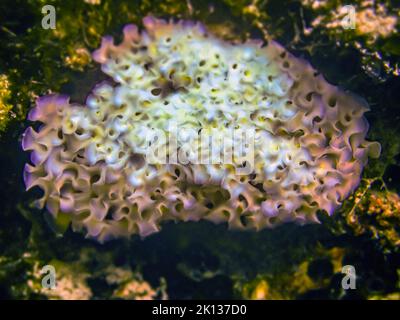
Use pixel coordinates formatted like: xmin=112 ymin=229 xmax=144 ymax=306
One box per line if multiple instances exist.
xmin=0 ymin=0 xmax=399 ymax=300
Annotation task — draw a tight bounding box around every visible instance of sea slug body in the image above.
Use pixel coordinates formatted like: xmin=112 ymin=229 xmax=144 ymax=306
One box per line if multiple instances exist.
xmin=22 ymin=16 xmax=380 ymax=242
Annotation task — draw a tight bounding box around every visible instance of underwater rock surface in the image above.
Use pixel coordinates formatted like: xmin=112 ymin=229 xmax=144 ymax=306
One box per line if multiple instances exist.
xmin=22 ymin=16 xmax=380 ymax=242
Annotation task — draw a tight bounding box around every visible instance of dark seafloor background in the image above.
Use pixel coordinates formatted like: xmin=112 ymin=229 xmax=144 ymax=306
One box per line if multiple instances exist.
xmin=0 ymin=0 xmax=399 ymax=299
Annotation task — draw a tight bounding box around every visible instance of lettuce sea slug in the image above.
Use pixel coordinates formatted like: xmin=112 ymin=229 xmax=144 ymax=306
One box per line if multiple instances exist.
xmin=22 ymin=16 xmax=380 ymax=242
